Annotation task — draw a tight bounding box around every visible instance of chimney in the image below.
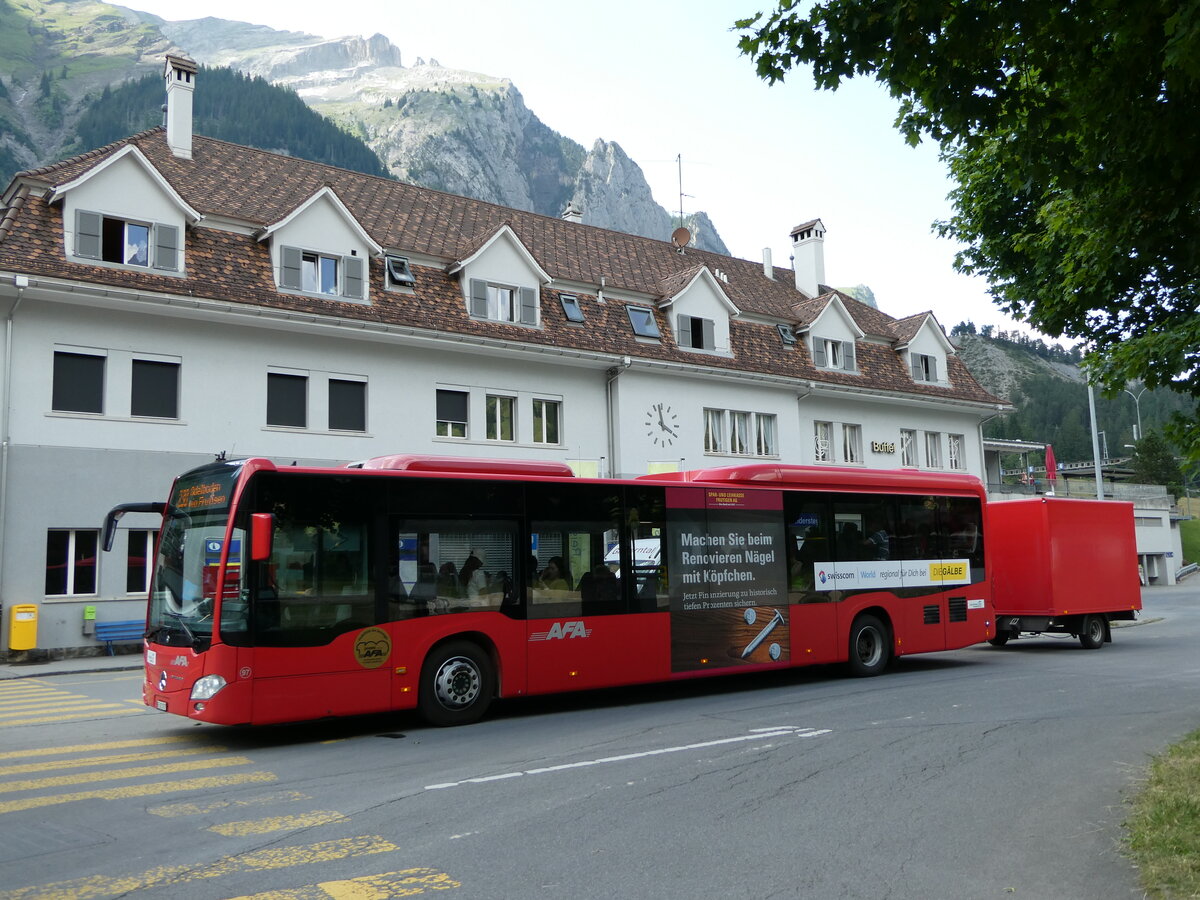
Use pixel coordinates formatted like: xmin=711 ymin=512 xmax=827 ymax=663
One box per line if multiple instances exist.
xmin=561 ymin=201 xmax=583 ymax=224
xmin=762 ymin=247 xmax=774 ymax=280
xmin=790 ymin=218 xmax=826 ymax=297
xmin=164 ymin=55 xmax=198 ymax=160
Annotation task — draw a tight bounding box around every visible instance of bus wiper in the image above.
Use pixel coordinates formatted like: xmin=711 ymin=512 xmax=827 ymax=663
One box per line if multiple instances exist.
xmin=164 ymin=610 xmax=197 ymax=647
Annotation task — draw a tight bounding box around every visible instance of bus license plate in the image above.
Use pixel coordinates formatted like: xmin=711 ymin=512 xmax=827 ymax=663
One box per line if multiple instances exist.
xmin=155 ymin=698 xmax=168 ymax=711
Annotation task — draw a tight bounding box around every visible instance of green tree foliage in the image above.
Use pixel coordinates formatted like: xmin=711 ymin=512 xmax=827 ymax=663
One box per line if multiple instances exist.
xmin=71 ymin=66 xmax=389 ymax=179
xmin=1130 ymin=430 xmax=1184 ymax=491
xmin=736 ymin=0 xmax=1200 ymax=460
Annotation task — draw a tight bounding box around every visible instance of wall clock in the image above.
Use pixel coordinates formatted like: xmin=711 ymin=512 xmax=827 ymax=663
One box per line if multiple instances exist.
xmin=645 ymin=402 xmax=678 ymax=447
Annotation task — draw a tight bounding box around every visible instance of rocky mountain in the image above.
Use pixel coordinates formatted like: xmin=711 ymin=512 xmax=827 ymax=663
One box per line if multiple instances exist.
xmin=953 ymin=332 xmax=1083 ymax=405
xmin=0 ymin=0 xmax=729 ymax=253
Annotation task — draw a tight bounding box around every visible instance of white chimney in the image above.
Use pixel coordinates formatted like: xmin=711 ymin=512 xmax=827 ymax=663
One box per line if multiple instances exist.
xmin=762 ymin=247 xmax=773 ymax=280
xmin=164 ymin=55 xmax=198 ymax=160
xmin=790 ymin=218 xmax=826 ymax=297
xmin=561 ymin=201 xmax=583 ymax=224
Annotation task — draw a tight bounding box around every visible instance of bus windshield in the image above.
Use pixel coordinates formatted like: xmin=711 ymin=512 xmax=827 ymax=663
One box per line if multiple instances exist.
xmin=148 ymin=462 xmax=243 ymax=649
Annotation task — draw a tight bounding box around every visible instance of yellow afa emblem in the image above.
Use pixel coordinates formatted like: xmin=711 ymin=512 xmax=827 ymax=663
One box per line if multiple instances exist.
xmin=354 ymin=627 xmax=391 ymax=669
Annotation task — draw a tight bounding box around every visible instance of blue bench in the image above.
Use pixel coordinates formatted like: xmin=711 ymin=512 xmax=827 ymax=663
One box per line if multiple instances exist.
xmin=94 ymin=620 xmax=145 ymax=655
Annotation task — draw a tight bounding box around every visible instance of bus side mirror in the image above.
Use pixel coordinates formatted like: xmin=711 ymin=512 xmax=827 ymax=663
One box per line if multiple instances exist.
xmin=102 ymin=502 xmax=168 ymax=552
xmin=250 ymin=513 xmax=274 ymax=561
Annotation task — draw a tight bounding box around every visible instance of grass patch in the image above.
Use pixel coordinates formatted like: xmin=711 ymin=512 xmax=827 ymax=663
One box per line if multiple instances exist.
xmin=1126 ymin=728 xmax=1200 ymax=898
xmin=1180 ymin=515 xmax=1199 ymax=567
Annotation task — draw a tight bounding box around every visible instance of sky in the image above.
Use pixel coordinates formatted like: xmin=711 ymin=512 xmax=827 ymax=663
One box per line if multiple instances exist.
xmin=123 ymin=0 xmax=1036 ymax=337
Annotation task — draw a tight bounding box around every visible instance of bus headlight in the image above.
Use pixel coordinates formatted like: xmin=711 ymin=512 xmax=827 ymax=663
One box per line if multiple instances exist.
xmin=190 ymin=675 xmax=227 ymax=700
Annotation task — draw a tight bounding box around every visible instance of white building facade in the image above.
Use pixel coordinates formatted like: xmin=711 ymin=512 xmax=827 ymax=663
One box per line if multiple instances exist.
xmin=0 ymin=59 xmax=1009 ymax=655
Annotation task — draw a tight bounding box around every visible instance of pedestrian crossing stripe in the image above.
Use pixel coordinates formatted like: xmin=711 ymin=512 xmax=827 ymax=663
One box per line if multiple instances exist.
xmin=0 ymin=771 xmax=278 ymax=815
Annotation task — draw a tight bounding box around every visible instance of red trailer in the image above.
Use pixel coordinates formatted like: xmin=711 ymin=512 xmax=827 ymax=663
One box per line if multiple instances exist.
xmin=987 ymin=497 xmax=1142 ymax=649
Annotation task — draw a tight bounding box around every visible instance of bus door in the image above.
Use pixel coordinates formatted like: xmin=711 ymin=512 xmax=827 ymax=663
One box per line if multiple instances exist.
xmin=940 ymin=496 xmax=986 ymax=648
xmin=525 ymin=484 xmax=664 ymax=694
xmin=248 ymin=475 xmax=391 ymax=724
xmin=783 ymin=494 xmax=839 ymax=664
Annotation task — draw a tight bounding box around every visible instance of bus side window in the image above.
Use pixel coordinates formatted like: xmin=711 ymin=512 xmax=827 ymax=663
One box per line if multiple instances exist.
xmin=783 ymin=494 xmax=833 ymax=603
xmin=527 ymin=483 xmax=626 ymax=617
xmin=623 ymin=486 xmax=668 ymax=612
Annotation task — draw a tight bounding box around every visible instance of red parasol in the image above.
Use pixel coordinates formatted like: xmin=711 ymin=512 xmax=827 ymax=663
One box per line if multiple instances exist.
xmin=1044 ymin=444 xmax=1057 ymax=481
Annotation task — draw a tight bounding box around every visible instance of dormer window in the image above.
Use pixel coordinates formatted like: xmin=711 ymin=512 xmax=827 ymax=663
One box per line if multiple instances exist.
xmin=677 ymin=315 xmax=715 ymax=351
xmin=814 ymin=337 xmax=856 ymax=372
xmin=627 ymin=306 xmax=661 ymax=339
xmin=280 ymin=246 xmax=365 ymax=301
xmin=911 ymin=352 xmax=939 ymax=382
xmin=469 ymin=278 xmax=538 ymax=325
xmin=386 ymin=255 xmax=416 ymax=287
xmin=74 ymin=211 xmax=178 ymax=271
xmin=777 ymin=325 xmax=797 ymax=347
xmin=560 ymin=294 xmax=585 ymax=323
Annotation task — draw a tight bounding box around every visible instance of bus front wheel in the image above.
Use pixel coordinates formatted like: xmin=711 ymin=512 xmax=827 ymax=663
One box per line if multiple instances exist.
xmin=848 ymin=615 xmax=891 ymax=677
xmin=419 ymin=640 xmax=495 ymax=726
xmin=1079 ymin=615 xmax=1106 ymax=650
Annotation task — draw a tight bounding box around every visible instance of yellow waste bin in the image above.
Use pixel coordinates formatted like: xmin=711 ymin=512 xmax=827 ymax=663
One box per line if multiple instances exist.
xmin=9 ymin=604 xmax=37 ymax=651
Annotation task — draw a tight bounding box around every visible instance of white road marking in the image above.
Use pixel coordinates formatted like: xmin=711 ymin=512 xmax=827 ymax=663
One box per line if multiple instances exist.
xmin=425 ymin=727 xmax=830 ymax=790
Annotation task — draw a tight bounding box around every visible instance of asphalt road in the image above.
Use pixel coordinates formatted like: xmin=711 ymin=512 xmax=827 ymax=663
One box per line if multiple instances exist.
xmin=1 ymin=583 xmax=1197 ymax=899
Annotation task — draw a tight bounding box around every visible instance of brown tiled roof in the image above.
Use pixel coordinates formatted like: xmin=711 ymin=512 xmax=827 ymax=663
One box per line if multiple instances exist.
xmin=2 ymin=129 xmax=1008 ymax=408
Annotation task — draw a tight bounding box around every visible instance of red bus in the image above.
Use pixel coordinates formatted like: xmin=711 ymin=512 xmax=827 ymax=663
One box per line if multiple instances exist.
xmin=102 ymin=454 xmax=994 ymax=726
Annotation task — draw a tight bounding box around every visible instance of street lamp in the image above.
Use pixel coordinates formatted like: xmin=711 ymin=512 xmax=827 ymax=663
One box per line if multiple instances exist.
xmin=1123 ymin=386 xmax=1147 ymax=441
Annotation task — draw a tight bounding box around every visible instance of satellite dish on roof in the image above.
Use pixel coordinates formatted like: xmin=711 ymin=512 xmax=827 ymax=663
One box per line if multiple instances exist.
xmin=671 ymin=226 xmax=692 ymax=249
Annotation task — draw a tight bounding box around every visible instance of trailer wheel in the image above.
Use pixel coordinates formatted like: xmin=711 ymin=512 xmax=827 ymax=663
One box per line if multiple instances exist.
xmin=419 ymin=640 xmax=495 ymax=726
xmin=988 ymin=632 xmax=1011 ymax=647
xmin=1079 ymin=615 xmax=1106 ymax=650
xmin=848 ymin=615 xmax=890 ymax=677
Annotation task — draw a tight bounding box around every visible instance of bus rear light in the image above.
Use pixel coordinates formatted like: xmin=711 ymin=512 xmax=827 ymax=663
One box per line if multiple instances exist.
xmin=191 ymin=674 xmax=227 ymax=700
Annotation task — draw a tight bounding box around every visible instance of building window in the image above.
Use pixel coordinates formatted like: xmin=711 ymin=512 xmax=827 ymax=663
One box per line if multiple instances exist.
xmin=777 ymin=325 xmax=797 ymax=347
xmin=126 ymin=529 xmax=158 ymax=594
xmin=703 ymin=408 xmax=726 ymax=452
xmin=813 ymin=338 xmax=856 ymax=371
xmin=469 ymin=279 xmax=538 ymax=325
xmin=948 ymin=433 xmax=964 ymax=470
xmin=560 ymin=294 xmax=585 ymax=323
xmin=627 ymin=306 xmax=661 ymax=338
xmin=131 ymin=359 xmax=180 ymax=419
xmin=267 ymin=373 xmax=308 ymax=427
xmin=730 ymin=411 xmax=750 ymax=454
xmin=280 ymin=246 xmax=365 ymax=300
xmin=842 ymin=424 xmax=863 ymax=463
xmin=436 ymin=389 xmax=468 ymax=438
xmin=756 ymin=414 xmax=777 ymax=456
xmin=925 ymin=431 xmax=942 ymax=468
xmin=75 ymin=211 xmax=179 ymax=271
xmin=901 ymin=429 xmax=918 ymax=467
xmin=814 ymin=421 xmax=833 ymax=462
xmin=911 ymin=353 xmax=939 ymax=382
xmin=46 ymin=529 xmax=98 ymax=596
xmin=385 ymin=255 xmax=416 ymax=287
xmin=677 ymin=315 xmax=715 ymax=350
xmin=329 ymin=378 xmax=367 ymax=432
xmin=486 ymin=395 xmax=515 ymax=441
xmin=52 ymin=351 xmax=106 ymax=414
xmin=533 ymin=398 xmax=561 ymax=445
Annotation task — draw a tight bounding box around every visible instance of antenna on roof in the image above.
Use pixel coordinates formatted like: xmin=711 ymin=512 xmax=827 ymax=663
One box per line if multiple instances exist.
xmin=675 ymin=153 xmax=694 ymax=230
xmin=671 ymin=226 xmax=692 ymax=252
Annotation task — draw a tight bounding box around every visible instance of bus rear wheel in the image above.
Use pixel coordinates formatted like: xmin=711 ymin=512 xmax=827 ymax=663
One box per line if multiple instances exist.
xmin=848 ymin=615 xmax=890 ymax=677
xmin=1079 ymin=615 xmax=1106 ymax=650
xmin=989 ymin=632 xmax=1011 ymax=647
xmin=419 ymin=640 xmax=495 ymax=726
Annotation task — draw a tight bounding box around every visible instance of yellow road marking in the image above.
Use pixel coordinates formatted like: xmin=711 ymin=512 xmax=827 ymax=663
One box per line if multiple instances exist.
xmin=0 ymin=689 xmax=64 ymax=699
xmin=0 ymin=771 xmax=277 ymax=815
xmin=148 ymin=790 xmax=311 ymax=817
xmin=229 ymin=868 xmax=462 ymax=899
xmin=0 ymin=694 xmax=89 ymax=709
xmin=0 ymin=755 xmax=251 ymax=794
xmin=209 ymin=811 xmax=348 ymax=836
xmin=0 ymin=702 xmax=128 ymax=719
xmin=0 ymin=708 xmax=140 ymax=727
xmin=0 ymin=834 xmax=397 ymax=900
xmin=0 ymin=745 xmax=224 ymax=777
xmin=0 ymin=735 xmax=193 ymax=761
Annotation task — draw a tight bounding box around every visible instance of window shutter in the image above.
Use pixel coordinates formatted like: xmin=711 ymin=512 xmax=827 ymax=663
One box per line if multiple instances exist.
xmin=470 ymin=279 xmax=488 ymax=317
xmin=280 ymin=246 xmax=302 ymax=289
xmin=813 ymin=340 xmax=827 ymax=368
xmin=343 ymin=255 xmax=365 ymax=300
xmin=76 ymin=211 xmax=101 ymax=260
xmin=677 ymin=315 xmax=692 ymax=348
xmin=929 ymin=357 xmax=938 ymax=382
xmin=519 ymin=286 xmax=538 ymax=325
xmin=911 ymin=354 xmax=923 ymax=380
xmin=153 ymin=224 xmax=179 ymax=271
xmin=842 ymin=341 xmax=855 ymax=371
xmin=701 ymin=318 xmax=715 ymax=350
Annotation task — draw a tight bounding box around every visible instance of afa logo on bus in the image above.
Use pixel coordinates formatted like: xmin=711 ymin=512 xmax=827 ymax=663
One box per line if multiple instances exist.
xmin=529 ymin=621 xmax=592 ymax=641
